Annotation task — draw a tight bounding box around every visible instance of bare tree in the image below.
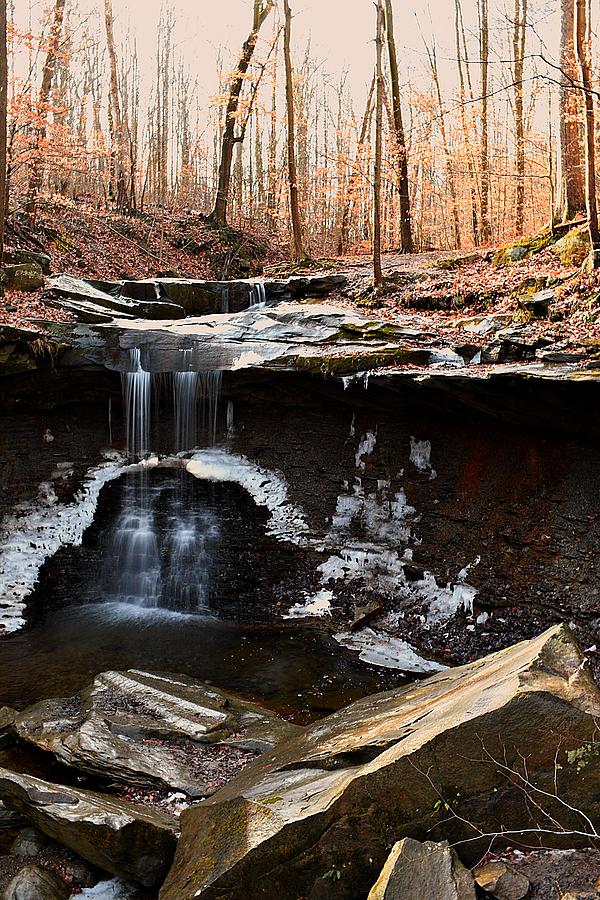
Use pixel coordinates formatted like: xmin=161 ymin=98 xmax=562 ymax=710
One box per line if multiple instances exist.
xmin=104 ymin=0 xmax=129 ymax=209
xmin=478 ymin=0 xmax=492 ymax=242
xmin=384 ymin=0 xmax=413 ymax=253
xmin=283 ymin=0 xmax=305 ymax=259
xmin=373 ymin=0 xmax=384 ymax=286
xmin=0 ymin=0 xmax=6 ymax=260
xmin=210 ymin=0 xmax=275 ymax=225
xmin=555 ymin=0 xmax=585 ymax=223
xmin=25 ymin=0 xmax=67 ymax=227
xmin=575 ymin=0 xmax=599 ymax=260
xmin=513 ymin=0 xmax=527 ymax=235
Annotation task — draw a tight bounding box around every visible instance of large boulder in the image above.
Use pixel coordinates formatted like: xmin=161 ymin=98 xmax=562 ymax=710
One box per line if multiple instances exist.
xmin=0 ymin=768 xmax=177 ymax=886
xmin=15 ymin=670 xmax=301 ymax=797
xmin=3 ymin=248 xmax=51 ymax=274
xmin=551 ymin=226 xmax=590 ymax=267
xmin=3 ymin=264 xmax=45 ymax=292
xmin=2 ymin=865 xmax=69 ymax=900
xmin=159 ymin=625 xmax=600 ymax=900
xmin=367 ymin=839 xmax=475 ymax=900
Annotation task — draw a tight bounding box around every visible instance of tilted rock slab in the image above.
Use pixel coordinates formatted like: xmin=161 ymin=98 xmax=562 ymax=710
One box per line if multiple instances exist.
xmin=15 ymin=670 xmax=301 ymax=797
xmin=367 ymin=839 xmax=475 ymax=900
xmin=0 ymin=768 xmax=177 ymax=886
xmin=159 ymin=625 xmax=600 ymax=900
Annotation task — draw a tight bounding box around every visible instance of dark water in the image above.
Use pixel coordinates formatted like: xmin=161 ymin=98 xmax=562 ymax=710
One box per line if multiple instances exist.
xmin=0 ymin=603 xmax=406 ymax=723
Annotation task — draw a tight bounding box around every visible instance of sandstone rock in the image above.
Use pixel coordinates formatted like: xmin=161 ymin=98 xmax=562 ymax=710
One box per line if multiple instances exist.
xmin=159 ymin=625 xmax=600 ymax=900
xmin=11 ymin=827 xmax=49 ymax=858
xmin=551 ymin=227 xmax=590 ymax=267
xmin=3 ymin=264 xmax=45 ymax=292
xmin=368 ymin=839 xmax=475 ymax=899
xmin=45 ymin=275 xmax=185 ymax=322
xmin=15 ymin=670 xmax=301 ymax=796
xmin=2 ymin=865 xmax=69 ymax=900
xmin=4 ymin=249 xmax=51 ymax=274
xmin=474 ymin=860 xmax=530 ymax=899
xmin=0 ymin=768 xmax=177 ymax=886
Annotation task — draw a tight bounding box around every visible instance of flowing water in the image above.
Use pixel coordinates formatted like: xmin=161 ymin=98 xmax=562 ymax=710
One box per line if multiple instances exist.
xmin=249 ymin=282 xmax=267 ymax=309
xmin=107 ymin=349 xmax=223 ymax=612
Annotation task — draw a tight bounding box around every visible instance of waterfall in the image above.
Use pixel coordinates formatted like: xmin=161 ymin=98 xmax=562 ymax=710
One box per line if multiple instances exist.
xmin=199 ymin=371 xmax=222 ymax=447
xmin=248 ymin=282 xmax=267 ymax=309
xmin=108 ymin=348 xmax=223 ymax=613
xmin=173 ymin=350 xmax=199 ymax=452
xmin=105 ymin=473 xmax=219 ymax=613
xmin=122 ymin=349 xmax=152 ymax=459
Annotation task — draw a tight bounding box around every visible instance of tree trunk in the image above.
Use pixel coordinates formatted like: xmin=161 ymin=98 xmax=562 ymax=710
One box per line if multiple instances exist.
xmin=513 ymin=0 xmax=527 ymax=235
xmin=555 ymin=0 xmax=586 ymax=223
xmin=104 ymin=0 xmax=129 ymax=210
xmin=283 ymin=0 xmax=305 ymax=260
xmin=478 ymin=0 xmax=492 ymax=242
xmin=338 ymin=75 xmax=375 ymax=255
xmin=575 ymin=0 xmax=600 ymax=256
xmin=373 ymin=0 xmax=384 ymax=287
xmin=210 ymin=0 xmax=275 ymax=225
xmin=0 ymin=0 xmax=6 ymax=262
xmin=384 ymin=0 xmax=413 ymax=252
xmin=455 ymin=0 xmax=479 ymax=246
xmin=25 ymin=0 xmax=67 ymax=228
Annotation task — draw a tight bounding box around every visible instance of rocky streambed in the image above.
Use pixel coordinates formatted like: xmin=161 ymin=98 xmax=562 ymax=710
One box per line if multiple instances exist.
xmin=1 ymin=278 xmax=600 ymax=896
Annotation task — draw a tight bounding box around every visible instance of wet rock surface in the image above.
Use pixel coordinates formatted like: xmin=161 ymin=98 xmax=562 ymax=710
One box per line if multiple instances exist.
xmin=160 ymin=625 xmax=600 ymax=899
xmin=0 ymin=768 xmax=177 ymax=886
xmin=14 ymin=670 xmax=300 ymax=797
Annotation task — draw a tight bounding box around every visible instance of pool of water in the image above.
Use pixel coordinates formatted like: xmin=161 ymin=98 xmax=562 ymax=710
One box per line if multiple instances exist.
xmin=0 ymin=601 xmax=407 ymax=723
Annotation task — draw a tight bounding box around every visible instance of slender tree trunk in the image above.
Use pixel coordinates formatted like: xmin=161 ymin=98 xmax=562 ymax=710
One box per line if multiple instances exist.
xmin=104 ymin=0 xmax=129 ymax=209
xmin=455 ymin=0 xmax=479 ymax=245
xmin=384 ymin=0 xmax=413 ymax=252
xmin=575 ymin=0 xmax=600 ymax=256
xmin=0 ymin=0 xmax=6 ymax=262
xmin=555 ymin=0 xmax=586 ymax=222
xmin=338 ymin=75 xmax=375 ymax=255
xmin=478 ymin=0 xmax=492 ymax=242
xmin=513 ymin=0 xmax=527 ymax=235
xmin=210 ymin=0 xmax=274 ymax=225
xmin=426 ymin=42 xmax=461 ymax=250
xmin=373 ymin=0 xmax=384 ymax=287
xmin=283 ymin=0 xmax=305 ymax=259
xmin=25 ymin=0 xmax=66 ymax=227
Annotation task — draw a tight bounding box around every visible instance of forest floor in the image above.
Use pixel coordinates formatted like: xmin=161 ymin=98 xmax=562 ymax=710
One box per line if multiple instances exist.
xmin=3 ymin=198 xmax=600 ymax=357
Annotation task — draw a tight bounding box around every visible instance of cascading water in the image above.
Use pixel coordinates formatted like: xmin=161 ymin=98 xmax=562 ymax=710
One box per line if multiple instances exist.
xmin=122 ymin=348 xmax=152 ymax=459
xmin=104 ymin=349 xmax=222 ymax=613
xmin=248 ymin=282 xmax=267 ymax=309
xmin=173 ymin=350 xmax=199 ymax=452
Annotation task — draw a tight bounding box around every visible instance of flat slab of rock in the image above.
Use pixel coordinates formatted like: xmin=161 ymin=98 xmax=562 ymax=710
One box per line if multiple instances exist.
xmin=15 ymin=670 xmax=301 ymax=797
xmin=368 ymin=839 xmax=475 ymax=899
xmin=0 ymin=768 xmax=176 ymax=887
xmin=159 ymin=625 xmax=600 ymax=900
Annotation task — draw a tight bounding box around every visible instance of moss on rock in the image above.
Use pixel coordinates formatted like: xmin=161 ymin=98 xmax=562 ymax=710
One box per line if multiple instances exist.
xmin=551 ymin=226 xmax=590 ymax=267
xmin=492 ymin=231 xmax=556 ymax=268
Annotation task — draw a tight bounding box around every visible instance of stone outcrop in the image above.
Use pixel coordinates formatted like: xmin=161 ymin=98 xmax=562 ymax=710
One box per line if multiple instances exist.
xmin=3 ymin=264 xmax=45 ymax=292
xmin=0 ymin=768 xmax=177 ymax=886
xmin=159 ymin=625 xmax=600 ymax=900
xmin=43 ymin=273 xmax=348 ymax=323
xmin=367 ymin=839 xmax=475 ymax=900
xmin=15 ymin=670 xmax=301 ymax=796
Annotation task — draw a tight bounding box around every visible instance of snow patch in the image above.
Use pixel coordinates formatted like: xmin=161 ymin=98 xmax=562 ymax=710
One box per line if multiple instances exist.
xmin=355 ymin=430 xmax=377 ymax=470
xmin=429 ymin=348 xmax=465 ymax=368
xmin=409 ymin=437 xmax=437 ymax=479
xmin=284 ymin=589 xmax=333 ymax=619
xmin=0 ymin=457 xmax=127 ymax=634
xmin=336 ymin=628 xmax=447 ymax=674
xmin=231 ymin=349 xmax=264 ymax=370
xmin=73 ymin=879 xmax=138 ymax=899
xmin=186 ymin=449 xmax=309 ymax=544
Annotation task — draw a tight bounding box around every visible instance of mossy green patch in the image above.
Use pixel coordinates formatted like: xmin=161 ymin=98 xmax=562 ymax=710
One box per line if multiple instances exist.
xmin=292 ymin=346 xmax=429 ymax=375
